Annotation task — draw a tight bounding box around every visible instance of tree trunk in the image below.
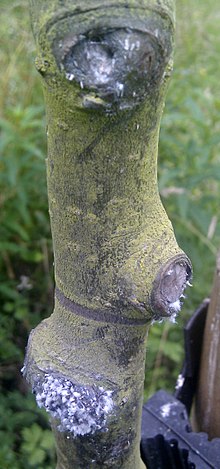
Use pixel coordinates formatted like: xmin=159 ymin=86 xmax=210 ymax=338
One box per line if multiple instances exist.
xmin=23 ymin=1 xmax=191 ymax=467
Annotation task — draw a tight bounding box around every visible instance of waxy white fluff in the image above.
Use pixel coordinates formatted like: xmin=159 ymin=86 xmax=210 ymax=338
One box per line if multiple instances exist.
xmin=34 ymin=374 xmax=113 ymax=437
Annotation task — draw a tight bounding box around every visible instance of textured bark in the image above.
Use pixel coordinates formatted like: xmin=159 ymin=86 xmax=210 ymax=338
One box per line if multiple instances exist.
xmin=23 ymin=1 xmax=191 ymax=468
xmin=194 ymin=252 xmax=220 ymax=439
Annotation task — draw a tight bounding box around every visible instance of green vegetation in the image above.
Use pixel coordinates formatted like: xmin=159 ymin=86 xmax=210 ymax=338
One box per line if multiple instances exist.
xmin=0 ymin=0 xmax=220 ymax=466
xmin=145 ymin=0 xmax=220 ymax=398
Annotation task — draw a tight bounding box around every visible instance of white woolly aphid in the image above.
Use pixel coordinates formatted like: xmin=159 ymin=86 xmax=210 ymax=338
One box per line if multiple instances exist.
xmin=168 ymin=299 xmax=182 ymax=323
xmin=34 ymin=374 xmax=113 ymax=437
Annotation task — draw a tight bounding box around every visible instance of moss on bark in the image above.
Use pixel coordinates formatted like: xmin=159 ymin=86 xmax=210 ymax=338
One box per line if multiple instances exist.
xmin=24 ymin=1 xmax=192 ymax=467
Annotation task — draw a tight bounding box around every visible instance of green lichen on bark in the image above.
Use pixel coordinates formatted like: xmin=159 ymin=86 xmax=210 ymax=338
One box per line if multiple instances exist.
xmin=24 ymin=1 xmax=191 ymax=468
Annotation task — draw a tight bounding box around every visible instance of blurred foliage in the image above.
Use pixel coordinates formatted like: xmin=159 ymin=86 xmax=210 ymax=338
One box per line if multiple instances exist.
xmin=0 ymin=1 xmax=55 ymax=468
xmin=0 ymin=0 xmax=220 ymax=466
xmin=145 ymin=0 xmax=220 ymax=398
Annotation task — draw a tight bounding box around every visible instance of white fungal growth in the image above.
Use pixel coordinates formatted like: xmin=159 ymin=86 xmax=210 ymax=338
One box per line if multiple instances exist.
xmin=34 ymin=374 xmax=114 ymax=436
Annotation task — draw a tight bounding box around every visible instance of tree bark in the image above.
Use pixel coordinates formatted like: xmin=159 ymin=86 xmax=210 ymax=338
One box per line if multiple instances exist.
xmin=23 ymin=1 xmax=192 ymax=467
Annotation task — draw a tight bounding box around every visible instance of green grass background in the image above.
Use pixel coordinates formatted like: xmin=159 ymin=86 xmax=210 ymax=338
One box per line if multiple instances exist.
xmin=1 ymin=0 xmax=220 ymax=467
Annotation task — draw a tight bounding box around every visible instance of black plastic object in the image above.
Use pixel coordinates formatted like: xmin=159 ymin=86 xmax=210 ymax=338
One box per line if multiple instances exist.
xmin=174 ymin=299 xmax=209 ymax=413
xmin=141 ymin=390 xmax=220 ymax=469
xmin=140 ymin=300 xmax=220 ymax=468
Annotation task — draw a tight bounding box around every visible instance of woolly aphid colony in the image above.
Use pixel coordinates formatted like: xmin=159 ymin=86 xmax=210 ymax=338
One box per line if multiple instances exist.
xmin=33 ymin=373 xmax=114 ymax=437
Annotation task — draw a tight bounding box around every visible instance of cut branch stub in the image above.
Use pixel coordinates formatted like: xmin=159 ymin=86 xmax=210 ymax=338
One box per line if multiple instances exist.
xmin=151 ymin=254 xmax=192 ymax=321
xmin=32 ymin=0 xmax=175 ymax=112
xmin=55 ymin=28 xmax=170 ymax=111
